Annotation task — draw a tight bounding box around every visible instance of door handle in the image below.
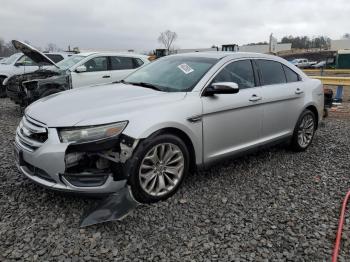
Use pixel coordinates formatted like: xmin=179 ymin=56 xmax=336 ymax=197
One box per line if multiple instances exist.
xmin=102 ymin=75 xmax=111 ymax=78
xmin=249 ymin=94 xmax=262 ymax=102
xmin=295 ymin=88 xmax=304 ymax=95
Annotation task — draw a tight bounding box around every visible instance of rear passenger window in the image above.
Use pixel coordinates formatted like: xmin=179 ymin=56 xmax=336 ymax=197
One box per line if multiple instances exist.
xmin=110 ymin=56 xmax=134 ymax=70
xmin=212 ymin=60 xmax=255 ymax=89
xmin=83 ymin=57 xmax=108 ymax=72
xmin=133 ymin=58 xmax=144 ymax=68
xmin=283 ymin=65 xmax=299 ymax=83
xmin=257 ymin=60 xmax=286 ymax=85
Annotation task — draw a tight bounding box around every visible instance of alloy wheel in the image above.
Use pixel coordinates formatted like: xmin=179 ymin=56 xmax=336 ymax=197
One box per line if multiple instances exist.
xmin=139 ymin=143 xmax=185 ymax=197
xmin=297 ymin=114 xmax=315 ymax=148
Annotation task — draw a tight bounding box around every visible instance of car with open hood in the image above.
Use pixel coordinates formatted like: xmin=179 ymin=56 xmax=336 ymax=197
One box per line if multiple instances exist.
xmin=14 ymin=52 xmax=324 ymax=203
xmin=6 ymin=41 xmax=150 ymax=106
xmin=0 ymin=41 xmax=72 ymax=98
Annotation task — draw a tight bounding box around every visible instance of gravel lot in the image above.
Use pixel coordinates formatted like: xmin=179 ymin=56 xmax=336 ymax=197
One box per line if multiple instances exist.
xmin=1 ymin=98 xmax=350 ymax=261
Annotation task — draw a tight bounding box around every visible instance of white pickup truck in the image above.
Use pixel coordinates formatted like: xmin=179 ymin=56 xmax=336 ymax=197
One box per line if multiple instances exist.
xmin=291 ymin=58 xmax=317 ymax=68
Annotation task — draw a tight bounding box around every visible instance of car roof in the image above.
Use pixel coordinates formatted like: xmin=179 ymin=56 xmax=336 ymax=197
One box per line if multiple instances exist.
xmin=78 ymin=52 xmax=149 ymax=59
xmin=171 ymin=51 xmax=281 ymax=60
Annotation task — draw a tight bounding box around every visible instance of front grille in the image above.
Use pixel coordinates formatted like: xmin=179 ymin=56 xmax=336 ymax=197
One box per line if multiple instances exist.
xmin=16 ymin=116 xmax=48 ymax=151
xmin=63 ymin=173 xmax=108 ymax=187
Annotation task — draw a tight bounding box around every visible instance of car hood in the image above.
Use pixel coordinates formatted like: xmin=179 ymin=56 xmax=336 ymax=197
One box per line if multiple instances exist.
xmin=26 ymin=83 xmax=187 ymax=127
xmin=12 ymin=40 xmax=58 ymax=68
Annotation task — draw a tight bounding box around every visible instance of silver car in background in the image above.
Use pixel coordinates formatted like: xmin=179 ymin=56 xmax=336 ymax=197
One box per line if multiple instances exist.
xmin=14 ymin=52 xmax=324 ymax=203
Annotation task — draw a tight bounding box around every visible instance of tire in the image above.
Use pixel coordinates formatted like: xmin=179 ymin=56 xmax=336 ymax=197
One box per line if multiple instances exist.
xmin=126 ymin=133 xmax=190 ymax=203
xmin=290 ymin=109 xmax=316 ymax=152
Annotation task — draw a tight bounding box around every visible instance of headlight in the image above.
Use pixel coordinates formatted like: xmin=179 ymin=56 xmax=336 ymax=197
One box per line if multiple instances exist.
xmin=59 ymin=121 xmax=128 ymax=143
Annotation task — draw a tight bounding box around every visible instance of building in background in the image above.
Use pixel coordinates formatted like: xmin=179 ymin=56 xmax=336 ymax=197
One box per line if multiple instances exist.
xmin=331 ymin=39 xmax=350 ymax=51
xmin=238 ymin=43 xmax=292 ymax=53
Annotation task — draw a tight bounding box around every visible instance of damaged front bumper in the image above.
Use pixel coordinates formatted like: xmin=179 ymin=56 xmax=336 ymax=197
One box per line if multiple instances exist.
xmin=15 ymin=116 xmax=137 ymax=195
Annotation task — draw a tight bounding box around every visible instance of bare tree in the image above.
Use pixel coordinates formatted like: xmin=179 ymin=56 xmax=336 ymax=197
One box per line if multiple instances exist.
xmin=158 ymin=30 xmax=177 ymax=51
xmin=45 ymin=43 xmax=60 ymax=52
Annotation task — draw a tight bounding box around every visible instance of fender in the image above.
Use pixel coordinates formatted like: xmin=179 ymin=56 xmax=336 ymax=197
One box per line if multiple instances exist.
xmin=124 ymin=121 xmax=203 ymax=166
xmin=302 ymin=101 xmax=322 ymax=127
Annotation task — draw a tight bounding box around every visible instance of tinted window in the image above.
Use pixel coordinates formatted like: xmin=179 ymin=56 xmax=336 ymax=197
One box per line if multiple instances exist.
xmin=133 ymin=58 xmax=144 ymax=68
xmin=46 ymin=54 xmax=64 ymax=63
xmin=283 ymin=65 xmax=299 ymax=82
xmin=257 ymin=60 xmax=286 ymax=85
xmin=83 ymin=57 xmax=108 ymax=72
xmin=212 ymin=60 xmax=255 ymax=89
xmin=110 ymin=56 xmax=134 ymax=70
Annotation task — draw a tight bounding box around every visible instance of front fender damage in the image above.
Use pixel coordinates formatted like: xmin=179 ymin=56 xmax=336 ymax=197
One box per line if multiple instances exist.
xmin=80 ymin=186 xmax=140 ymax=227
xmin=69 ymin=134 xmax=141 ymax=227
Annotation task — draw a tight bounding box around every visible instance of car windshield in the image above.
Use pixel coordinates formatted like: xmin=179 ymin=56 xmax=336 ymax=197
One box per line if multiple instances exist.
xmin=56 ymin=55 xmax=85 ymax=70
xmin=1 ymin=53 xmax=22 ymax=65
xmin=124 ymin=56 xmax=218 ymax=92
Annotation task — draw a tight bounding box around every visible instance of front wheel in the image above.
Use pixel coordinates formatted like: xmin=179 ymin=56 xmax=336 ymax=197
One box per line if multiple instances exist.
xmin=126 ymin=134 xmax=189 ymax=203
xmin=290 ymin=109 xmax=316 ymax=151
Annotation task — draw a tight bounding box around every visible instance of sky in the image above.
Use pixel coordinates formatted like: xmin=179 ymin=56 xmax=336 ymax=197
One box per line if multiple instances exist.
xmin=0 ymin=0 xmax=349 ymax=53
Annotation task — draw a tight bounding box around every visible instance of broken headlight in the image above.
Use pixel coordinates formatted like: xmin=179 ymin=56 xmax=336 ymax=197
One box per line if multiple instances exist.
xmin=23 ymin=81 xmax=38 ymax=93
xmin=59 ymin=121 xmax=128 ymax=143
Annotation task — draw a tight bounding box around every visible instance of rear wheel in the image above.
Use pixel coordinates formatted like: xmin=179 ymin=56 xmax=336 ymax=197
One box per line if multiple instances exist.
xmin=290 ymin=109 xmax=316 ymax=151
xmin=127 ymin=134 xmax=189 ymax=203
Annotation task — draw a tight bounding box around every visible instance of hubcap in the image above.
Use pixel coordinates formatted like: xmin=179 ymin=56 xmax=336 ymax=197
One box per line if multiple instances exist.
xmin=139 ymin=143 xmax=185 ymax=197
xmin=297 ymin=114 xmax=315 ymax=148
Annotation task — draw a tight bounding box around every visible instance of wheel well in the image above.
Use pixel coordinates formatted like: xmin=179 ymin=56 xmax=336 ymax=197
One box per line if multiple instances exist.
xmin=155 ymin=127 xmax=197 ymax=173
xmin=0 ymin=75 xmax=7 ymax=84
xmin=306 ymin=105 xmax=319 ymax=129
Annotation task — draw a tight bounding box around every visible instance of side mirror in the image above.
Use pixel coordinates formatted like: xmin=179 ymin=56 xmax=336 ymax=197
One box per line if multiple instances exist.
xmin=203 ymin=82 xmax=239 ymax=96
xmin=75 ymin=65 xmax=87 ymax=73
xmin=15 ymin=62 xmax=24 ymax=67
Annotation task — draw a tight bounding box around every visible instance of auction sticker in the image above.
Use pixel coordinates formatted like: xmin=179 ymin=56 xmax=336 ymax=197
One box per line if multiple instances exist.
xmin=177 ymin=63 xmax=194 ymax=74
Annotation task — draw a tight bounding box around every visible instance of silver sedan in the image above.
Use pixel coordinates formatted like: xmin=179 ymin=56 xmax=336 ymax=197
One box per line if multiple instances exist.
xmin=15 ymin=52 xmax=324 ymax=203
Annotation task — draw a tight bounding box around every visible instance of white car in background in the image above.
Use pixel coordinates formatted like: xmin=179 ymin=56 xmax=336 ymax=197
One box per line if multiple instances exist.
xmin=60 ymin=52 xmax=150 ymax=88
xmin=291 ymin=58 xmax=317 ymax=68
xmin=6 ymin=40 xmax=150 ymax=106
xmin=0 ymin=50 xmax=73 ymax=97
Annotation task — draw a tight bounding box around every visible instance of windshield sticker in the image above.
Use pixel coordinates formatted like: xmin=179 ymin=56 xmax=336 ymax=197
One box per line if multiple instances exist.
xmin=177 ymin=63 xmax=194 ymax=74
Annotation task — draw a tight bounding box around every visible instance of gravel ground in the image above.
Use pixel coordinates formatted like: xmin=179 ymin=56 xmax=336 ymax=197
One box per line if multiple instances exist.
xmin=1 ymin=97 xmax=350 ymax=261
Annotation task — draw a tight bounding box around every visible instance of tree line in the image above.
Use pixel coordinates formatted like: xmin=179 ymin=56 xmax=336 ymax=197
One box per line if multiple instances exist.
xmin=280 ymin=35 xmax=331 ymax=49
xmin=0 ymin=38 xmax=62 ymax=57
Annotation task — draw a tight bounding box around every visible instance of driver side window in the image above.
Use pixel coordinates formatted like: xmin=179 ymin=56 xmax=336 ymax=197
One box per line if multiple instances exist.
xmin=212 ymin=60 xmax=256 ymax=89
xmin=83 ymin=57 xmax=108 ymax=72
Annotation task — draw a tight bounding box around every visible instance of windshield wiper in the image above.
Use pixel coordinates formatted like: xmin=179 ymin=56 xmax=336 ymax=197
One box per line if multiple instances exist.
xmin=113 ymin=79 xmax=126 ymax=84
xmin=127 ymin=82 xmax=162 ymax=91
